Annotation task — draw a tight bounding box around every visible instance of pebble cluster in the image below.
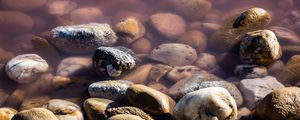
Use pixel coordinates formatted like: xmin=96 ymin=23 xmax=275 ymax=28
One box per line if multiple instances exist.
xmin=0 ymin=0 xmax=300 ymax=120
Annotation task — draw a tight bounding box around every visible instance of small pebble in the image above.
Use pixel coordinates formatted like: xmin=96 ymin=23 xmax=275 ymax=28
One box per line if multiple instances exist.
xmin=70 ymin=7 xmax=103 ymax=24
xmin=234 ymin=64 xmax=268 ymax=79
xmin=12 ymin=108 xmax=58 ymax=120
xmin=167 ymin=65 xmax=202 ymax=82
xmin=84 ymin=98 xmax=121 ymax=120
xmin=107 ymin=114 xmax=144 ymax=120
xmin=105 ymin=106 xmax=153 ymax=120
xmin=176 ymin=30 xmax=207 ymax=52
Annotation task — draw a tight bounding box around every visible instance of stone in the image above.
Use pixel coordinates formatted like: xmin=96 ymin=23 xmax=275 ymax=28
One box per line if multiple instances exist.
xmin=93 ymin=47 xmax=137 ymax=77
xmin=12 ymin=108 xmax=58 ymax=120
xmin=130 ymin=38 xmax=153 ymax=54
xmin=0 ymin=11 xmax=34 ymax=34
xmin=105 ymin=106 xmax=153 ymax=120
xmin=5 ymin=54 xmax=49 ymax=83
xmin=0 ymin=108 xmax=17 ymax=120
xmin=174 ymin=87 xmax=237 ymax=120
xmin=126 ymin=84 xmax=175 ymax=115
xmin=88 ymin=80 xmax=133 ymax=101
xmin=0 ymin=48 xmax=14 ymax=64
xmin=270 ymin=26 xmax=300 ymax=45
xmin=48 ymin=23 xmax=117 ymax=54
xmin=255 ymin=87 xmax=300 ymax=120
xmin=240 ymin=29 xmax=282 ymax=65
xmin=114 ymin=17 xmax=145 ymax=44
xmin=274 ymin=56 xmax=300 ymax=84
xmin=148 ymin=64 xmax=172 ymax=82
xmin=237 ymin=107 xmax=251 ymax=119
xmin=193 ymin=53 xmax=217 ymax=71
xmin=121 ymin=64 xmax=152 ymax=84
xmin=0 ymin=0 xmax=47 ymax=11
xmin=239 ymin=76 xmax=284 ymax=109
xmin=83 ymin=98 xmax=121 ymax=120
xmin=149 ymin=43 xmax=197 ymax=66
xmin=70 ymin=7 xmax=103 ymax=24
xmin=149 ymin=13 xmax=186 ymax=39
xmin=56 ymin=56 xmax=92 ymax=77
xmin=112 ymin=11 xmax=148 ymax=24
xmin=169 ymin=0 xmax=212 ymax=20
xmin=19 ymin=96 xmax=51 ymax=111
xmin=210 ymin=8 xmax=271 ymax=52
xmin=234 ymin=65 xmax=268 ymax=79
xmin=147 ymin=83 xmax=169 ymax=94
xmin=267 ymin=60 xmax=284 ymax=74
xmin=47 ymin=0 xmax=77 ymax=16
xmin=176 ymin=30 xmax=207 ymax=52
xmin=107 ymin=114 xmax=144 ymax=120
xmin=167 ymin=65 xmax=202 ymax=82
xmin=43 ymin=99 xmax=83 ymax=120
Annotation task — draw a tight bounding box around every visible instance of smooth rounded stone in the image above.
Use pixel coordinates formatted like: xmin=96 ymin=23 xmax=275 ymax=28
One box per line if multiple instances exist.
xmin=174 ymin=87 xmax=237 ymax=120
xmin=286 ymin=55 xmax=300 ymax=66
xmin=193 ymin=53 xmax=217 ymax=71
xmin=149 ymin=43 xmax=197 ymax=66
xmin=267 ymin=60 xmax=284 ymax=74
xmin=147 ymin=83 xmax=169 ymax=94
xmin=107 ymin=114 xmax=144 ymax=120
xmin=5 ymin=54 xmax=49 ymax=84
xmin=255 ymin=87 xmax=300 ymax=120
xmin=237 ymin=107 xmax=251 ymax=119
xmin=0 ymin=48 xmax=14 ymax=63
xmin=275 ymin=55 xmax=300 ymax=84
xmin=105 ymin=106 xmax=153 ymax=120
xmin=0 ymin=0 xmax=47 ymax=11
xmin=43 ymin=99 xmax=83 ymax=120
xmin=114 ymin=17 xmax=145 ymax=44
xmin=112 ymin=11 xmax=149 ymax=24
xmin=270 ymin=26 xmax=300 ymax=45
xmin=167 ymin=65 xmax=202 ymax=82
xmin=88 ymin=80 xmax=134 ymax=101
xmin=0 ymin=108 xmax=17 ymax=120
xmin=48 ymin=23 xmax=117 ymax=54
xmin=239 ymin=76 xmax=284 ymax=109
xmin=198 ymin=23 xmax=222 ymax=35
xmin=93 ymin=47 xmax=137 ymax=77
xmin=234 ymin=65 xmax=268 ymax=79
xmin=169 ymin=0 xmax=212 ymax=20
xmin=47 ymin=0 xmax=77 ymax=16
xmin=240 ymin=29 xmax=282 ymax=65
xmin=122 ymin=64 xmax=152 ymax=84
xmin=176 ymin=30 xmax=207 ymax=52
xmin=0 ymin=11 xmax=34 ymax=34
xmin=56 ymin=56 xmax=92 ymax=77
xmin=210 ymin=8 xmax=271 ymax=52
xmin=148 ymin=64 xmax=172 ymax=82
xmin=84 ymin=98 xmax=121 ymax=120
xmin=19 ymin=96 xmax=51 ymax=111
xmin=126 ymin=84 xmax=176 ymax=115
xmin=12 ymin=108 xmax=58 ymax=120
xmin=130 ymin=38 xmax=153 ymax=54
xmin=70 ymin=7 xmax=103 ymax=24
xmin=149 ymin=13 xmax=186 ymax=39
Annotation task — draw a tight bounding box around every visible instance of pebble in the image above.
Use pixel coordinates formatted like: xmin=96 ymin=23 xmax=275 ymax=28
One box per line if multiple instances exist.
xmin=148 ymin=64 xmax=172 ymax=82
xmin=70 ymin=7 xmax=103 ymax=24
xmin=174 ymin=87 xmax=237 ymax=120
xmin=147 ymin=83 xmax=169 ymax=94
xmin=47 ymin=0 xmax=77 ymax=16
xmin=83 ymin=98 xmax=121 ymax=120
xmin=93 ymin=47 xmax=137 ymax=77
xmin=270 ymin=26 xmax=300 ymax=45
xmin=176 ymin=30 xmax=207 ymax=52
xmin=11 ymin=108 xmax=58 ymax=120
xmin=267 ymin=60 xmax=284 ymax=75
xmin=149 ymin=43 xmax=197 ymax=66
xmin=48 ymin=23 xmax=117 ymax=53
xmin=43 ymin=99 xmax=83 ymax=120
xmin=105 ymin=106 xmax=153 ymax=120
xmin=130 ymin=38 xmax=153 ymax=54
xmin=0 ymin=0 xmax=47 ymax=11
xmin=240 ymin=29 xmax=282 ymax=65
xmin=0 ymin=11 xmax=34 ymax=34
xmin=121 ymin=64 xmax=153 ymax=84
xmin=169 ymin=0 xmax=212 ymax=20
xmin=5 ymin=54 xmax=49 ymax=83
xmin=0 ymin=48 xmax=14 ymax=64
xmin=149 ymin=13 xmax=186 ymax=39
xmin=238 ymin=76 xmax=284 ymax=109
xmin=114 ymin=17 xmax=145 ymax=44
xmin=237 ymin=107 xmax=251 ymax=119
xmin=256 ymin=87 xmax=300 ymax=120
xmin=88 ymin=80 xmax=133 ymax=101
xmin=112 ymin=11 xmax=149 ymax=24
xmin=107 ymin=114 xmax=144 ymax=120
xmin=56 ymin=56 xmax=92 ymax=77
xmin=193 ymin=53 xmax=217 ymax=71
xmin=275 ymin=55 xmax=300 ymax=84
xmin=19 ymin=96 xmax=50 ymax=111
xmin=167 ymin=65 xmax=202 ymax=82
xmin=126 ymin=84 xmax=175 ymax=115
xmin=234 ymin=64 xmax=268 ymax=79
xmin=0 ymin=108 xmax=17 ymax=120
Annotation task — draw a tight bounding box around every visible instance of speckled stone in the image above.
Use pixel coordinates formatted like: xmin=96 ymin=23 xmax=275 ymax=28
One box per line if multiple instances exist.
xmin=12 ymin=108 xmax=58 ymax=120
xmin=234 ymin=65 xmax=268 ymax=79
xmin=0 ymin=108 xmax=17 ymax=120
xmin=105 ymin=106 xmax=153 ymax=120
xmin=107 ymin=114 xmax=144 ymax=120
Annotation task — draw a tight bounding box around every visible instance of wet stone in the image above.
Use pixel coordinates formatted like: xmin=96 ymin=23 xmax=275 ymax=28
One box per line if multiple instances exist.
xmin=48 ymin=23 xmax=117 ymax=54
xmin=93 ymin=46 xmax=137 ymax=77
xmin=56 ymin=56 xmax=93 ymax=77
xmin=240 ymin=29 xmax=282 ymax=65
xmin=0 ymin=0 xmax=47 ymax=11
xmin=148 ymin=64 xmax=172 ymax=82
xmin=121 ymin=64 xmax=153 ymax=84
xmin=176 ymin=30 xmax=207 ymax=52
xmin=47 ymin=0 xmax=78 ymax=16
xmin=149 ymin=43 xmax=197 ymax=66
xmin=105 ymin=106 xmax=153 ymax=120
xmin=70 ymin=7 xmax=103 ymax=24
xmin=0 ymin=11 xmax=34 ymax=34
xmin=193 ymin=53 xmax=217 ymax=71
xmin=5 ymin=54 xmax=49 ymax=84
xmin=270 ymin=26 xmax=300 ymax=45
xmin=234 ymin=64 xmax=268 ymax=79
xmin=174 ymin=87 xmax=237 ymax=120
xmin=275 ymin=55 xmax=300 ymax=85
xmin=107 ymin=114 xmax=144 ymax=120
xmin=167 ymin=65 xmax=202 ymax=82
xmin=19 ymin=96 xmax=51 ymax=111
xmin=88 ymin=80 xmax=133 ymax=102
xmin=130 ymin=38 xmax=153 ymax=54
xmin=12 ymin=108 xmax=58 ymax=120
xmin=0 ymin=108 xmax=17 ymax=120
